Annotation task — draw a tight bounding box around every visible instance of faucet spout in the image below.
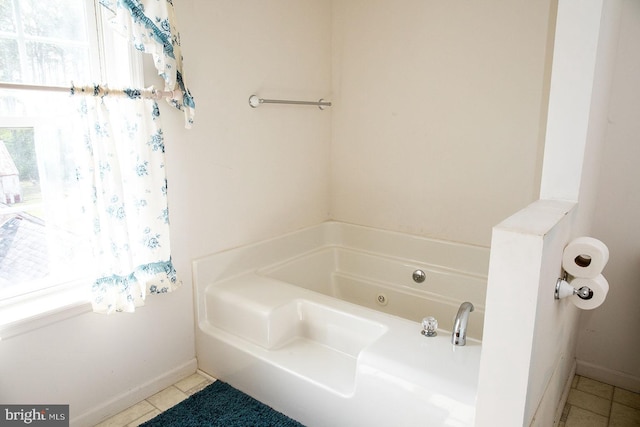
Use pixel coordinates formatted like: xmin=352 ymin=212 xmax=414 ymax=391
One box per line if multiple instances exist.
xmin=452 ymin=302 xmax=474 ymax=346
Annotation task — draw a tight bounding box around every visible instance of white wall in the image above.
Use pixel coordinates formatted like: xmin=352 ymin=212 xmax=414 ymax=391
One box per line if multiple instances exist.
xmin=475 ymin=200 xmax=578 ymax=427
xmin=331 ymin=0 xmax=554 ymax=247
xmin=173 ymin=0 xmax=332 ymax=256
xmin=0 ymin=1 xmax=332 ymax=425
xmin=0 ymin=292 xmax=196 ymax=426
xmin=576 ymin=0 xmax=640 ymax=392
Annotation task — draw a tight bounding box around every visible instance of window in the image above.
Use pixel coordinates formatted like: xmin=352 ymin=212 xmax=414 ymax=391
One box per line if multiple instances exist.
xmin=0 ymin=0 xmax=140 ymax=306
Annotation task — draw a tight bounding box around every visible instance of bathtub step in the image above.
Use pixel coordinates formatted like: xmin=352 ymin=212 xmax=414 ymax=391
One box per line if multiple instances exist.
xmin=205 ymin=275 xmax=301 ymax=349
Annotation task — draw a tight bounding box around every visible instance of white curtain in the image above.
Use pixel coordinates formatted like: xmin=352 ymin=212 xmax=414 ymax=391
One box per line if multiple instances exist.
xmin=73 ymin=89 xmax=179 ymax=314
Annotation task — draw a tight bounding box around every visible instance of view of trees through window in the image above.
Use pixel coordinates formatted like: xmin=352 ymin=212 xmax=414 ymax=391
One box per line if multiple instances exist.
xmin=0 ymin=0 xmax=93 ymax=86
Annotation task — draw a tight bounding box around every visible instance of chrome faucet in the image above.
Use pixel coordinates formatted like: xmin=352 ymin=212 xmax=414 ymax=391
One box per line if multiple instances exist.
xmin=452 ymin=302 xmax=474 ymax=346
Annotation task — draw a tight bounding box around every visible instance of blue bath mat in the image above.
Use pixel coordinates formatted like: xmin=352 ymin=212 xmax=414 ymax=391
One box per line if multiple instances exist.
xmin=140 ymin=380 xmax=305 ymax=427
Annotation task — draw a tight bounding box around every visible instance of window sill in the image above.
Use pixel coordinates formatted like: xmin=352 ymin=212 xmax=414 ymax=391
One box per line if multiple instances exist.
xmin=0 ymin=282 xmax=93 ymax=341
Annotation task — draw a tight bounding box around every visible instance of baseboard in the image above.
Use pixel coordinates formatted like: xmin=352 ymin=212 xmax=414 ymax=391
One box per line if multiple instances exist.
xmin=553 ymin=361 xmax=576 ymax=426
xmin=576 ymin=359 xmax=640 ymax=393
xmin=71 ymin=358 xmax=198 ymax=427
xmin=530 ymin=356 xmax=576 ymax=427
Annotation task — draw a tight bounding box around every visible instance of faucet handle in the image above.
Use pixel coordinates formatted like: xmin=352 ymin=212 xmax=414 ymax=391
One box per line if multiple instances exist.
xmin=421 ymin=316 xmax=438 ymax=337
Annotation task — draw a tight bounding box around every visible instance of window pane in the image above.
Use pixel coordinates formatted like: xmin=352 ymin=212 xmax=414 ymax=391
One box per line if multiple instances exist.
xmin=18 ymin=0 xmax=88 ymax=41
xmin=0 ymin=38 xmax=20 ymax=83
xmin=0 ymin=89 xmax=94 ymax=299
xmin=25 ymin=41 xmax=91 ymax=86
xmin=0 ymin=0 xmax=15 ymax=33
xmin=0 ymin=128 xmax=37 ymax=204
xmin=0 ymin=0 xmax=94 ymax=85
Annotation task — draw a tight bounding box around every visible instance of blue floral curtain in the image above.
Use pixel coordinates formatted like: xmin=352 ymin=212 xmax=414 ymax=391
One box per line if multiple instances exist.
xmin=68 ymin=0 xmax=193 ymax=313
xmin=72 ymin=88 xmax=180 ymax=313
xmin=98 ymin=0 xmax=195 ymax=128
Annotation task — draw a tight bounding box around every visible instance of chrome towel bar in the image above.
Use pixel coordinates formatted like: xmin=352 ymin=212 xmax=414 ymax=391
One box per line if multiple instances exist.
xmin=248 ymin=94 xmax=331 ymax=110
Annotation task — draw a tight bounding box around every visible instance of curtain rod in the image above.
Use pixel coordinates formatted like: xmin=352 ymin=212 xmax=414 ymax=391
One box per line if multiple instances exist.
xmin=0 ymin=82 xmax=180 ymax=100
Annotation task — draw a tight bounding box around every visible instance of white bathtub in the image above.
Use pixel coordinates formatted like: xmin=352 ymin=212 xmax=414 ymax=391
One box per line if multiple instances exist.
xmin=194 ymin=222 xmax=489 ymax=427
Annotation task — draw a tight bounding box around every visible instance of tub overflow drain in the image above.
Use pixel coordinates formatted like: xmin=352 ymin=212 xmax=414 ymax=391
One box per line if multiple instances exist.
xmin=376 ymin=293 xmax=388 ymax=306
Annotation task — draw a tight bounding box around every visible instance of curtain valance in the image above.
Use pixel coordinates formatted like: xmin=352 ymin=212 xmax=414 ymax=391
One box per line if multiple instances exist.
xmin=99 ymin=0 xmax=195 ymax=128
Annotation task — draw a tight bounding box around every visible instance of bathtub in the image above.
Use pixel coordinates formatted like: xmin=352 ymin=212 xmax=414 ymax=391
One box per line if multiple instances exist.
xmin=194 ymin=221 xmax=489 ymax=427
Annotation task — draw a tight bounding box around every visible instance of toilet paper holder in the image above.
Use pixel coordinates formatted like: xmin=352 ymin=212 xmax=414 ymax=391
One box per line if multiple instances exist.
xmin=554 ymin=273 xmax=594 ymax=300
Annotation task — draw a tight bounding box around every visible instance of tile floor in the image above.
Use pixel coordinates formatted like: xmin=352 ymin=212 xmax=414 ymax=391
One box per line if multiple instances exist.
xmin=95 ymin=372 xmax=214 ymax=427
xmin=559 ymin=375 xmax=640 ymax=427
xmin=96 ymin=372 xmax=640 ymax=426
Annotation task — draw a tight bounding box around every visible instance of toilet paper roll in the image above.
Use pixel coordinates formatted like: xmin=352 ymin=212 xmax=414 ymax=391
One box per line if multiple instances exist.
xmin=562 ymin=237 xmax=609 ymax=278
xmin=570 ymin=275 xmax=609 ymax=310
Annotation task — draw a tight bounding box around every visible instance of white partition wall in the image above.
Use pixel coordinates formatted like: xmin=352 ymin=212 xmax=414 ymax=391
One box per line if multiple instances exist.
xmin=476 ymin=0 xmax=623 ymax=425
